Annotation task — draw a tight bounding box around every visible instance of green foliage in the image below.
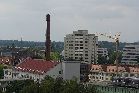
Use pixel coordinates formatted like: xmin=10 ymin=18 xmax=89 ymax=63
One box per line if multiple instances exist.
xmin=0 ymin=87 xmax=2 ymax=93
xmin=97 ymin=56 xmax=109 ymax=64
xmin=20 ymin=76 xmax=100 ymax=93
xmin=50 ymin=52 xmax=60 ymax=61
xmin=98 ymin=41 xmax=126 ymax=51
xmin=51 ymin=41 xmax=64 ymax=53
xmin=0 ymin=40 xmax=64 ymax=53
xmin=0 ymin=65 xmax=4 ymax=79
xmin=108 ymin=51 xmax=122 ymax=64
xmin=6 ymin=79 xmax=34 ymax=93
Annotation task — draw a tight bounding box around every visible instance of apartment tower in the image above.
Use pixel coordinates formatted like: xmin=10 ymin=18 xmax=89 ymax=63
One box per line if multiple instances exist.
xmin=64 ymin=30 xmax=98 ymax=64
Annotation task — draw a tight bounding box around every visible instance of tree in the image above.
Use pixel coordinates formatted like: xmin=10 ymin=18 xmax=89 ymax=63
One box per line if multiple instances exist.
xmin=50 ymin=52 xmax=60 ymax=61
xmin=4 ymin=76 xmax=101 ymax=93
xmin=21 ymin=76 xmax=100 ymax=93
xmin=0 ymin=65 xmax=4 ymax=79
xmin=108 ymin=51 xmax=122 ymax=64
xmin=6 ymin=79 xmax=34 ymax=93
xmin=97 ymin=56 xmax=109 ymax=64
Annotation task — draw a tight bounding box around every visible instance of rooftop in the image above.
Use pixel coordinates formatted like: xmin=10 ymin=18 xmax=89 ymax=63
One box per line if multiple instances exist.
xmin=15 ymin=57 xmax=59 ymax=75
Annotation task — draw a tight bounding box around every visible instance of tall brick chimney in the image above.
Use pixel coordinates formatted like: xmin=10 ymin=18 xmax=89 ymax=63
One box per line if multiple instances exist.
xmin=45 ymin=14 xmax=51 ymax=61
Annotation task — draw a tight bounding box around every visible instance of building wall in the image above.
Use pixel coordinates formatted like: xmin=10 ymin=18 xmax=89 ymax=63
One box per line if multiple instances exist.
xmin=107 ymin=66 xmax=126 ymax=73
xmin=89 ymin=72 xmax=112 ymax=82
xmin=3 ymin=69 xmax=12 ymax=79
xmin=80 ymin=63 xmax=90 ymax=82
xmin=98 ymin=48 xmax=108 ymax=57
xmin=64 ymin=30 xmax=98 ymax=64
xmin=14 ymin=71 xmax=42 ymax=81
xmin=121 ymin=44 xmax=139 ymax=65
xmin=46 ymin=63 xmax=62 ymax=79
xmin=3 ymin=63 xmax=62 ymax=81
xmin=62 ymin=61 xmax=80 ymax=81
xmin=88 ymin=64 xmax=139 ymax=82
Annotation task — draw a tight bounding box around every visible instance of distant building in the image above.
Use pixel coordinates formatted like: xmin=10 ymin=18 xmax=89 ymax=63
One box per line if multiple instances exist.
xmin=121 ymin=44 xmax=139 ymax=65
xmin=89 ymin=64 xmax=139 ymax=82
xmin=80 ymin=63 xmax=90 ymax=82
xmin=97 ymin=48 xmax=108 ymax=57
xmin=64 ymin=30 xmax=98 ymax=64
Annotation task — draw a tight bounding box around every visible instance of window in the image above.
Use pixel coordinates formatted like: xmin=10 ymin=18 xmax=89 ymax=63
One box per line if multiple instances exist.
xmin=75 ymin=57 xmax=78 ymax=59
xmin=80 ymin=47 xmax=83 ymax=49
xmin=85 ymin=54 xmax=88 ymax=56
xmin=69 ymin=44 xmax=73 ymax=46
xmin=5 ymin=71 xmax=8 ymax=75
xmin=75 ymin=34 xmax=83 ymax=36
xmin=69 ymin=47 xmax=73 ymax=49
xmin=59 ymin=71 xmax=62 ymax=74
xmin=80 ymin=41 xmax=83 ymax=43
xmin=75 ymin=54 xmax=78 ymax=56
xmin=80 ymin=54 xmax=83 ymax=56
xmin=75 ymin=47 xmax=78 ymax=50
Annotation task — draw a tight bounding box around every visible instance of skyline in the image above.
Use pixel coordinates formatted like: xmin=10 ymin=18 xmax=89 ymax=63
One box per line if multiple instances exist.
xmin=0 ymin=0 xmax=139 ymax=42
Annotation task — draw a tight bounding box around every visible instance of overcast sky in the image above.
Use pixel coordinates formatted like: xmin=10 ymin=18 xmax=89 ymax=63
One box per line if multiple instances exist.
xmin=0 ymin=0 xmax=139 ymax=42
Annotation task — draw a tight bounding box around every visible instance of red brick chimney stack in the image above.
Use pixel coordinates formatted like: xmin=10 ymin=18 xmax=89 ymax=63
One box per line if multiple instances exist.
xmin=45 ymin=14 xmax=51 ymax=61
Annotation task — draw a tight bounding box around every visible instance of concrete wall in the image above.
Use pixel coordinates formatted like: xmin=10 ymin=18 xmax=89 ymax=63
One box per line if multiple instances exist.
xmin=62 ymin=61 xmax=80 ymax=81
xmin=46 ymin=63 xmax=62 ymax=79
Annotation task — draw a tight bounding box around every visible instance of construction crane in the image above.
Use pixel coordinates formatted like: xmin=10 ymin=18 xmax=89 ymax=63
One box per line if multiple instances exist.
xmin=96 ymin=32 xmax=121 ymax=76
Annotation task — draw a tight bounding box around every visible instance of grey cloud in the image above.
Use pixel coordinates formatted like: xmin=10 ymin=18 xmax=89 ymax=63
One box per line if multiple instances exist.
xmin=0 ymin=0 xmax=139 ymax=42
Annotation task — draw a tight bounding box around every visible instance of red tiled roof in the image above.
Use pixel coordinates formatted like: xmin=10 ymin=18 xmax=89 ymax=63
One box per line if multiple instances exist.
xmin=0 ymin=57 xmax=12 ymax=65
xmin=90 ymin=64 xmax=139 ymax=73
xmin=15 ymin=58 xmax=59 ymax=75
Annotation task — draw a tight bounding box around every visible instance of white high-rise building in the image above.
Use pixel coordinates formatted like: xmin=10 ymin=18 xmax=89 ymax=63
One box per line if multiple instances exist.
xmin=64 ymin=30 xmax=98 ymax=64
xmin=121 ymin=44 xmax=139 ymax=65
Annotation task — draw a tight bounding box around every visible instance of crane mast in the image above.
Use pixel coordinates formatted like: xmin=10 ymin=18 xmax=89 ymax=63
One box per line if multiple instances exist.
xmin=97 ymin=32 xmax=121 ymax=76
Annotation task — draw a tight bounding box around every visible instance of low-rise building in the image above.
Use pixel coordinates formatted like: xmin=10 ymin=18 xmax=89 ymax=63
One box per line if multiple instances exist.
xmin=80 ymin=63 xmax=90 ymax=82
xmin=89 ymin=64 xmax=139 ymax=83
xmin=3 ymin=57 xmax=62 ymax=81
xmin=0 ymin=57 xmax=12 ymax=65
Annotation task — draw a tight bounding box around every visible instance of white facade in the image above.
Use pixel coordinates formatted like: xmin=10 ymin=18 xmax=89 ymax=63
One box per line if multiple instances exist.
xmin=64 ymin=30 xmax=98 ymax=64
xmin=62 ymin=61 xmax=80 ymax=82
xmin=121 ymin=44 xmax=139 ymax=65
xmin=89 ymin=72 xmax=111 ymax=82
xmin=3 ymin=69 xmax=13 ymax=79
xmin=3 ymin=63 xmax=62 ymax=81
xmin=97 ymin=48 xmax=108 ymax=57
